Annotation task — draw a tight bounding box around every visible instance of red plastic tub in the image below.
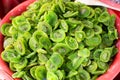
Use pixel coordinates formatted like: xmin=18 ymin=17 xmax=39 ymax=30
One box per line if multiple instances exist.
xmin=0 ymin=0 xmax=120 ymax=80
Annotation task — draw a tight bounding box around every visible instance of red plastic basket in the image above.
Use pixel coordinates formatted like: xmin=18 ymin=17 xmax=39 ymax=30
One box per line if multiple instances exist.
xmin=0 ymin=0 xmax=120 ymax=80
